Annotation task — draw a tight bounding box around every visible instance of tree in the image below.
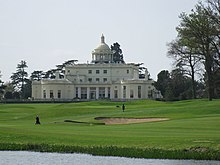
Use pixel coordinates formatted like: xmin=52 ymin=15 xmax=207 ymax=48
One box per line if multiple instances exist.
xmin=44 ymin=60 xmax=78 ymax=79
xmin=10 ymin=60 xmax=29 ymax=99
xmin=174 ymin=2 xmax=219 ymax=100
xmin=0 ymin=83 xmax=6 ymax=100
xmin=30 ymin=71 xmax=44 ymax=81
xmin=43 ymin=69 xmax=56 ymax=79
xmin=205 ymin=0 xmax=220 ymax=63
xmin=170 ymin=68 xmax=192 ymax=100
xmin=0 ymin=71 xmax=5 ymax=100
xmin=204 ymin=0 xmax=220 ymax=98
xmin=154 ymin=70 xmax=171 ymax=97
xmin=4 ymin=82 xmax=16 ymax=99
xmin=167 ymin=39 xmax=202 ymax=99
xmin=155 ymin=69 xmax=200 ymax=101
xmin=111 ymin=42 xmax=125 ymax=63
xmin=23 ymin=79 xmax=32 ymax=98
xmin=63 ymin=59 xmax=78 ymax=66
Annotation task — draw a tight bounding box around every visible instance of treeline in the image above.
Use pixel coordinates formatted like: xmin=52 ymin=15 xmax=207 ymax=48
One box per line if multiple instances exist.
xmin=154 ymin=69 xmax=205 ymax=101
xmin=0 ymin=60 xmax=78 ymax=100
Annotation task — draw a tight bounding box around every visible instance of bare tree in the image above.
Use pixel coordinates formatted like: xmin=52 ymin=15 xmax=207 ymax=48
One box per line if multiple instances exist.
xmin=167 ymin=39 xmax=202 ymax=98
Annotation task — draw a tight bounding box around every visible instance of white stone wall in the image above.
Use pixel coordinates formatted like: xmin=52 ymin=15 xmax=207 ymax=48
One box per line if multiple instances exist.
xmin=32 ymin=80 xmax=74 ymax=99
xmin=32 ymin=63 xmax=162 ymax=100
xmin=32 ymin=81 xmax=42 ymax=99
xmin=65 ymin=63 xmax=139 ymax=83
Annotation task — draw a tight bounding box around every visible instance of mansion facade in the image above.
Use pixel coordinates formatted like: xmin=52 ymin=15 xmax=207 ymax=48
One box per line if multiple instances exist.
xmin=32 ymin=35 xmax=162 ymax=100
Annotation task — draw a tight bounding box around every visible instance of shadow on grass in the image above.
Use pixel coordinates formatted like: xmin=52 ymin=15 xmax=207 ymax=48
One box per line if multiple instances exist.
xmin=63 ymin=120 xmax=105 ymax=125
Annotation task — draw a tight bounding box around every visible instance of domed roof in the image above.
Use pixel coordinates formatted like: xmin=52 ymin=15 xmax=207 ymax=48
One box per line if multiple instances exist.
xmin=93 ymin=34 xmax=112 ymax=54
xmin=95 ymin=43 xmax=111 ymax=51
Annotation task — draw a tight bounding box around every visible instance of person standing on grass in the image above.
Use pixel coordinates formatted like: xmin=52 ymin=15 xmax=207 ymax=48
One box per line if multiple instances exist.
xmin=122 ymin=104 xmax=125 ymax=112
xmin=35 ymin=115 xmax=40 ymax=124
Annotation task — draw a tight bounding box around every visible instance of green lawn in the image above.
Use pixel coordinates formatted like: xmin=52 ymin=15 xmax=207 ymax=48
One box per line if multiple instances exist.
xmin=0 ymin=99 xmax=220 ymax=159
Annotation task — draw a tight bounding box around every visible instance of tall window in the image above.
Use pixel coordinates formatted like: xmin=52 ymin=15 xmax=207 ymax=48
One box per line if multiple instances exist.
xmin=75 ymin=87 xmax=78 ymax=98
xmin=88 ymin=70 xmax=92 ymax=74
xmin=108 ymin=87 xmax=111 ymax=98
xmin=90 ymin=87 xmax=96 ymax=99
xmin=123 ymin=86 xmax=126 ymax=98
xmin=50 ymin=90 xmax=54 ymax=98
xmin=99 ymin=87 xmax=105 ymax=98
xmin=43 ymin=90 xmax=46 ymax=99
xmin=138 ymin=86 xmax=141 ymax=98
xmin=88 ymin=78 xmax=92 ymax=82
xmin=96 ymin=78 xmax=100 ymax=82
xmin=103 ymin=78 xmax=107 ymax=82
xmin=96 ymin=70 xmax=100 ymax=74
xmin=127 ymin=69 xmax=129 ymax=74
xmin=57 ymin=90 xmax=61 ymax=98
xmin=103 ymin=70 xmax=107 ymax=74
xmin=130 ymin=89 xmax=134 ymax=98
xmin=81 ymin=87 xmax=87 ymax=99
xmin=148 ymin=90 xmax=153 ymax=98
xmin=114 ymin=90 xmax=118 ymax=98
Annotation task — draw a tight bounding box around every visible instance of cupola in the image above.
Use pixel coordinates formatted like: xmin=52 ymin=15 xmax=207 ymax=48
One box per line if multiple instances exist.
xmin=92 ymin=34 xmax=113 ymax=63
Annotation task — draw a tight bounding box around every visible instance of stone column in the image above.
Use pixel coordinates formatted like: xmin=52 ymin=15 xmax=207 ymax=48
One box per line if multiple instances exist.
xmin=134 ymin=85 xmax=138 ymax=99
xmin=78 ymin=87 xmax=81 ymax=99
xmin=105 ymin=87 xmax=108 ymax=98
xmin=127 ymin=85 xmax=130 ymax=99
xmin=87 ymin=87 xmax=90 ymax=99
xmin=96 ymin=87 xmax=99 ymax=99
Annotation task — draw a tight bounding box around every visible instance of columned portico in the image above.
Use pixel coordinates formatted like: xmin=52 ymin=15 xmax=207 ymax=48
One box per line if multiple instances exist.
xmin=133 ymin=86 xmax=138 ymax=99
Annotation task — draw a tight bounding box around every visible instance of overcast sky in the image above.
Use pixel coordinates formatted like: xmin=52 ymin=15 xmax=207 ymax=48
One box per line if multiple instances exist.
xmin=0 ymin=0 xmax=199 ymax=82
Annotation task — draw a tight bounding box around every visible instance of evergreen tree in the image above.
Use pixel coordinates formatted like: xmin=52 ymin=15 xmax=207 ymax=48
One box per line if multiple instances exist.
xmin=30 ymin=71 xmax=43 ymax=81
xmin=10 ymin=60 xmax=28 ymax=99
xmin=111 ymin=42 xmax=125 ymax=63
xmin=154 ymin=70 xmax=171 ymax=97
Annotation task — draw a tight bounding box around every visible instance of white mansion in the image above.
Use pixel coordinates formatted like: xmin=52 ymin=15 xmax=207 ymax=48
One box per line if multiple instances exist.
xmin=32 ymin=35 xmax=162 ymax=100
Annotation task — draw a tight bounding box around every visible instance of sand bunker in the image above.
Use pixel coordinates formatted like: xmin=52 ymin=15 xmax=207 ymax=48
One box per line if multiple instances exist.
xmin=95 ymin=117 xmax=169 ymax=125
